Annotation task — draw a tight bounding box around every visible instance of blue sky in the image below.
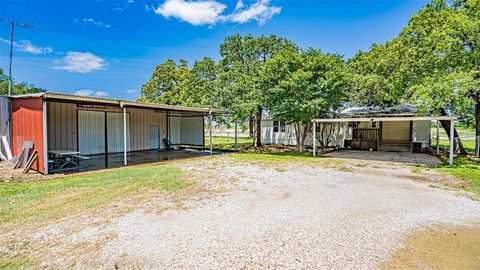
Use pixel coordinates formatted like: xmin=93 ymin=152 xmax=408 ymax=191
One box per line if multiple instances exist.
xmin=0 ymin=0 xmax=429 ymax=100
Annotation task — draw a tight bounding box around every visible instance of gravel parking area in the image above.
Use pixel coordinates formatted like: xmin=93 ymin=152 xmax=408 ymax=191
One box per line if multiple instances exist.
xmin=21 ymin=156 xmax=480 ymax=269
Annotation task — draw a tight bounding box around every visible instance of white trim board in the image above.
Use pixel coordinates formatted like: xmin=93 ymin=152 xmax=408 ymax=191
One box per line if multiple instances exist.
xmin=312 ymin=116 xmax=457 ymax=123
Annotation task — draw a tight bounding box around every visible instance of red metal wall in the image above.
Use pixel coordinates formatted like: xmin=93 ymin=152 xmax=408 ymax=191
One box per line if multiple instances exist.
xmin=12 ymin=97 xmax=45 ymax=173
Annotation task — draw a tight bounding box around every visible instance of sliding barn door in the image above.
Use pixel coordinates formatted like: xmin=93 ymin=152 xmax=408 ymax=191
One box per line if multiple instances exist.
xmin=78 ymin=110 xmax=105 ymax=155
xmin=107 ymin=112 xmax=131 ymax=153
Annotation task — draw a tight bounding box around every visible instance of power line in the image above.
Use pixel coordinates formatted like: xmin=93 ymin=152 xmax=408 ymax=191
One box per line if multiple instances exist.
xmin=15 ymin=55 xmax=73 ymax=89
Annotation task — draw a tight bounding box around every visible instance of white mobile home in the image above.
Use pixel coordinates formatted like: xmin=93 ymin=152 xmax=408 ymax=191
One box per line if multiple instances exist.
xmin=261 ymin=106 xmax=455 ymax=157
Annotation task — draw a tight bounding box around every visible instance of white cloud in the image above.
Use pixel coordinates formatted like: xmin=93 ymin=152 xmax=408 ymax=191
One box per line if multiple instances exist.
xmin=0 ymin=38 xmax=53 ymax=55
xmin=53 ymin=51 xmax=106 ymax=73
xmin=94 ymin=91 xmax=109 ymax=98
xmin=234 ymin=0 xmax=244 ymax=11
xmin=229 ymin=0 xmax=281 ymax=25
xmin=126 ymin=89 xmax=136 ymax=94
xmin=155 ymin=0 xmax=227 ymax=25
xmin=75 ymin=18 xmax=111 ymax=28
xmin=74 ymin=89 xmax=94 ymax=96
xmin=74 ymin=89 xmax=109 ymax=98
xmin=152 ymin=0 xmax=280 ymax=26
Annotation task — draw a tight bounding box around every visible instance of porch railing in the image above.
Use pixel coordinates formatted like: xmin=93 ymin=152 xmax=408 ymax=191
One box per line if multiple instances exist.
xmin=352 ymin=129 xmax=379 ymax=141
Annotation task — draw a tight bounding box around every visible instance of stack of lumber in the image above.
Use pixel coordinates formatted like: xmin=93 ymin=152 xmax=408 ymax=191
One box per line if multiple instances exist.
xmin=1 ymin=138 xmax=38 ymax=174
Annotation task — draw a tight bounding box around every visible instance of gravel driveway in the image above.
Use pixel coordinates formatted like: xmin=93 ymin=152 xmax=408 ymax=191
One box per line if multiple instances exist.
xmin=30 ymin=157 xmax=480 ymax=269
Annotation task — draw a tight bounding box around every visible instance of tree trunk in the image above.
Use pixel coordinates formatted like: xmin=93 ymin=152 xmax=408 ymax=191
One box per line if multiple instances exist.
xmin=253 ymin=106 xmax=262 ymax=147
xmin=293 ymin=122 xmax=303 ymax=153
xmin=249 ymin=117 xmax=254 ymax=138
xmin=438 ymin=108 xmax=468 ymax=155
xmin=476 ymin=99 xmax=480 ymax=157
xmin=293 ymin=121 xmax=311 ymax=153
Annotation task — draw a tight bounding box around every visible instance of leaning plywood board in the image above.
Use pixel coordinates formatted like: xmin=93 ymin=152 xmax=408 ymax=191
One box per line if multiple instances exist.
xmin=22 ymin=141 xmax=33 ymax=167
xmin=0 ymin=150 xmax=5 ymax=161
xmin=14 ymin=149 xmax=26 ymax=169
xmin=1 ymin=136 xmax=12 ymax=160
xmin=22 ymin=150 xmax=38 ymax=174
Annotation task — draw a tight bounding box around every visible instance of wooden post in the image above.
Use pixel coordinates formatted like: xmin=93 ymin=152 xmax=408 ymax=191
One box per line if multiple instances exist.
xmin=449 ymin=119 xmax=454 ymax=166
xmin=436 ymin=120 xmax=439 ymax=155
xmin=123 ymin=107 xmax=127 ymax=166
xmin=209 ymin=111 xmax=213 ymax=155
xmin=234 ymin=121 xmax=238 ymax=151
xmin=313 ymin=121 xmax=316 ymax=156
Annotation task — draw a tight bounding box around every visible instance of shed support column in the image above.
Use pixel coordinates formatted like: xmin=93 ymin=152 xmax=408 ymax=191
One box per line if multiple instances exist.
xmin=209 ymin=111 xmax=213 ymax=155
xmin=234 ymin=121 xmax=238 ymax=151
xmin=123 ymin=107 xmax=127 ymax=166
xmin=449 ymin=119 xmax=454 ymax=166
xmin=42 ymin=100 xmax=48 ymax=175
xmin=436 ymin=120 xmax=439 ymax=155
xmin=313 ymin=121 xmax=316 ymax=156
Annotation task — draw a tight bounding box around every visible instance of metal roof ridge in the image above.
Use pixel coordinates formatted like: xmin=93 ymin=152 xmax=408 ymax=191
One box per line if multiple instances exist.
xmin=8 ymin=92 xmax=228 ymax=114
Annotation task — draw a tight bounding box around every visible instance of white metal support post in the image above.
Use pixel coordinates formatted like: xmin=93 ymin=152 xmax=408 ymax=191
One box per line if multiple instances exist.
xmin=436 ymin=120 xmax=439 ymax=155
xmin=123 ymin=107 xmax=127 ymax=166
xmin=209 ymin=111 xmax=213 ymax=155
xmin=42 ymin=100 xmax=48 ymax=175
xmin=313 ymin=121 xmax=316 ymax=156
xmin=234 ymin=121 xmax=238 ymax=151
xmin=449 ymin=119 xmax=454 ymax=166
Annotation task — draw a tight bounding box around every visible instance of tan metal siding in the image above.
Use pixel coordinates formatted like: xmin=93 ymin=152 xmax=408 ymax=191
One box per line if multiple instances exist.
xmin=382 ymin=121 xmax=410 ymax=141
xmin=180 ymin=116 xmax=203 ymax=145
xmin=169 ymin=116 xmax=181 ymax=145
xmin=0 ymin=97 xmax=10 ymax=139
xmin=412 ymin=120 xmax=430 ymax=143
xmin=47 ymin=101 xmax=77 ymax=151
xmin=78 ymin=110 xmax=105 ymax=155
xmin=129 ymin=108 xmax=166 ymax=150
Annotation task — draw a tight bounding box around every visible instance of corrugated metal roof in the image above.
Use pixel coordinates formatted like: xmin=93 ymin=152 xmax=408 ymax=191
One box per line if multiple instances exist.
xmin=339 ymin=105 xmax=419 ymax=117
xmin=5 ymin=92 xmax=227 ymax=114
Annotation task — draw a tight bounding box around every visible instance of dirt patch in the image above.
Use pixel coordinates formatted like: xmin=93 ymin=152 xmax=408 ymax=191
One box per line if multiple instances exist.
xmin=0 ymin=161 xmax=50 ymax=183
xmin=381 ymin=225 xmax=480 ymax=269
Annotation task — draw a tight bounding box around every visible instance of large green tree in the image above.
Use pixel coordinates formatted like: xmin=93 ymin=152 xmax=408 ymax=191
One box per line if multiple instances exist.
xmin=218 ymin=34 xmax=297 ymax=147
xmin=349 ymin=0 xmax=479 ymax=155
xmin=140 ymin=57 xmax=220 ymax=109
xmin=140 ymin=59 xmax=190 ymax=105
xmin=262 ymin=49 xmax=350 ymax=152
xmin=183 ymin=57 xmax=219 ymax=108
xmin=399 ymin=0 xmax=479 ymax=155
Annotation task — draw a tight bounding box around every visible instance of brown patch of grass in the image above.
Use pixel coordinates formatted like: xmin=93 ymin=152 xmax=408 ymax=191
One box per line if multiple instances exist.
xmin=381 ymin=225 xmax=480 ymax=270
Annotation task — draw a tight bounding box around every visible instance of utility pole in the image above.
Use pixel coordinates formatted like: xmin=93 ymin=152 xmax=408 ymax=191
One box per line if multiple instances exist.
xmin=8 ymin=21 xmax=14 ymax=96
xmin=0 ymin=18 xmax=35 ymax=95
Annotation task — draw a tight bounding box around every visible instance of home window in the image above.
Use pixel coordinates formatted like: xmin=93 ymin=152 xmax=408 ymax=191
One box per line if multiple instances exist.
xmin=280 ymin=120 xmax=286 ymax=132
xmin=348 ymin=122 xmax=358 ymax=128
xmin=273 ymin=120 xmax=286 ymax=133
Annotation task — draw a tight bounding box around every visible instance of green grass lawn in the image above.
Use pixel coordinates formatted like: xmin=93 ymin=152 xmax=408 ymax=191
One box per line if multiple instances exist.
xmin=204 ymin=135 xmax=253 ymax=151
xmin=431 ymin=124 xmax=476 ymax=138
xmin=436 ymin=139 xmax=477 ymax=153
xmin=0 ymin=164 xmax=190 ymax=232
xmin=435 ymin=157 xmax=480 ymax=198
xmin=431 ymin=124 xmax=477 ymax=154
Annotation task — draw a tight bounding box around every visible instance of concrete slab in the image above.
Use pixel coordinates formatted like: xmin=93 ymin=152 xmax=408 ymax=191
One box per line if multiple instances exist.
xmin=322 ymin=149 xmax=442 ymax=166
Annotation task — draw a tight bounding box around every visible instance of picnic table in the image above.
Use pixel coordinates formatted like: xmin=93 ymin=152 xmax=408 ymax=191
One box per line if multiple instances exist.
xmin=48 ymin=150 xmax=89 ymax=173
